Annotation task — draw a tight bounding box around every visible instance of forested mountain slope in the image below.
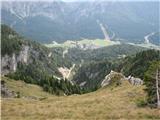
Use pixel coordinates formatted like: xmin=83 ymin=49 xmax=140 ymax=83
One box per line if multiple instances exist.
xmin=1 ymin=24 xmax=159 ymax=96
xmin=65 ymin=44 xmax=148 ymax=63
xmin=121 ymin=49 xmax=160 ymax=79
xmin=1 ymin=24 xmax=81 ymax=95
xmin=72 ymin=49 xmax=160 ymax=90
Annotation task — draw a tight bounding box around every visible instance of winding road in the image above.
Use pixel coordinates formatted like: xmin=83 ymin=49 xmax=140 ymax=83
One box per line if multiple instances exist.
xmin=144 ymin=32 xmax=155 ymax=44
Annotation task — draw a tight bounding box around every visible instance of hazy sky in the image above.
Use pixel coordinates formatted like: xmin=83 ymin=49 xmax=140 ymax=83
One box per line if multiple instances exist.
xmin=2 ymin=0 xmax=159 ymax=2
xmin=0 ymin=0 xmax=160 ymax=2
xmin=63 ymin=0 xmax=159 ymax=1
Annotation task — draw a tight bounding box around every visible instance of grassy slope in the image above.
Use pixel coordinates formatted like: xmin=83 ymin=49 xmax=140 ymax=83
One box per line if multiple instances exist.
xmin=1 ymin=77 xmax=51 ymax=98
xmin=2 ymin=81 xmax=160 ymax=120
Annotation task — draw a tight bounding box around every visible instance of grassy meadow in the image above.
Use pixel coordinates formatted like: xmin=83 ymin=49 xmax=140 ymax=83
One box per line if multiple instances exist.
xmin=1 ymin=80 xmax=160 ymax=120
xmin=45 ymin=39 xmax=120 ymax=48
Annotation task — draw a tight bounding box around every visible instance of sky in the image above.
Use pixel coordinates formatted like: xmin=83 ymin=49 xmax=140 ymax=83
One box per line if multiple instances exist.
xmin=1 ymin=0 xmax=159 ymax=2
xmin=63 ymin=0 xmax=159 ymax=1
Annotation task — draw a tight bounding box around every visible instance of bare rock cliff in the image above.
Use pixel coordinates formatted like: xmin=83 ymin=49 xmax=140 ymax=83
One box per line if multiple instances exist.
xmin=1 ymin=45 xmax=29 ymax=75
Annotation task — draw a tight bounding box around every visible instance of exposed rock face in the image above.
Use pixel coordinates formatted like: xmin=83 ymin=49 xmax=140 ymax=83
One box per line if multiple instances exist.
xmin=18 ymin=46 xmax=29 ymax=63
xmin=48 ymin=52 xmax=52 ymax=58
xmin=101 ymin=70 xmax=125 ymax=87
xmin=127 ymin=75 xmax=143 ymax=85
xmin=1 ymin=45 xmax=29 ymax=75
xmin=101 ymin=70 xmax=143 ymax=87
xmin=79 ymin=81 xmax=87 ymax=87
xmin=58 ymin=67 xmax=70 ymax=80
xmin=1 ymin=54 xmax=16 ymax=75
xmin=58 ymin=64 xmax=75 ymax=80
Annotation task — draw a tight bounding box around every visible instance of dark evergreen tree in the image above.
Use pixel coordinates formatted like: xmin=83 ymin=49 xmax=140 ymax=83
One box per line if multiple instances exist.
xmin=144 ymin=61 xmax=160 ymax=108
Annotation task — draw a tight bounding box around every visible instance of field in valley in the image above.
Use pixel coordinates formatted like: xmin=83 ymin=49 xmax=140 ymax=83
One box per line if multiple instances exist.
xmin=45 ymin=39 xmax=120 ymax=48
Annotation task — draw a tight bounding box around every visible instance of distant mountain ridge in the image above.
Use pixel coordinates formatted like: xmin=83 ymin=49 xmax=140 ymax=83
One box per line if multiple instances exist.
xmin=2 ymin=1 xmax=159 ymax=44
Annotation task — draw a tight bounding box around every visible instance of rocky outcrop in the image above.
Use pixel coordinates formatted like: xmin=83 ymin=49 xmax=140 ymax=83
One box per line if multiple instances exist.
xmin=101 ymin=70 xmax=143 ymax=87
xmin=127 ymin=75 xmax=143 ymax=85
xmin=79 ymin=81 xmax=87 ymax=87
xmin=58 ymin=67 xmax=70 ymax=80
xmin=18 ymin=46 xmax=29 ymax=63
xmin=1 ymin=45 xmax=29 ymax=75
xmin=101 ymin=70 xmax=126 ymax=87
xmin=58 ymin=64 xmax=75 ymax=80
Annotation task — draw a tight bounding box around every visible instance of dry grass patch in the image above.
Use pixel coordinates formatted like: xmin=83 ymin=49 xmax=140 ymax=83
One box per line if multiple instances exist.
xmin=1 ymin=77 xmax=51 ymax=98
xmin=1 ymin=81 xmax=160 ymax=120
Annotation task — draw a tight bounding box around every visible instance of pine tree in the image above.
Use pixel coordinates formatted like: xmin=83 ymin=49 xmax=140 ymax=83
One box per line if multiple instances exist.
xmin=144 ymin=61 xmax=160 ymax=108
